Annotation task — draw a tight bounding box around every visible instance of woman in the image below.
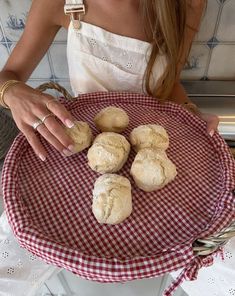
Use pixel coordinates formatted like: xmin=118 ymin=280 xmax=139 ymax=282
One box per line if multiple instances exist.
xmin=0 ymin=0 xmax=220 ymax=295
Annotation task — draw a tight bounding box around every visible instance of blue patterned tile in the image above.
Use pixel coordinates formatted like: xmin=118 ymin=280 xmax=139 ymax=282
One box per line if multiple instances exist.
xmin=207 ymin=37 xmax=220 ymax=49
xmin=181 ymin=44 xmax=210 ymax=80
xmin=0 ymin=0 xmax=30 ymax=41
xmin=0 ymin=43 xmax=9 ymax=70
xmin=0 ymin=42 xmax=9 ymax=50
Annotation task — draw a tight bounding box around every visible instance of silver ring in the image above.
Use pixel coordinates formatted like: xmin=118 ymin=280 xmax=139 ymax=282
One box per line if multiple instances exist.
xmin=32 ymin=119 xmax=43 ymax=130
xmin=41 ymin=113 xmax=54 ymax=123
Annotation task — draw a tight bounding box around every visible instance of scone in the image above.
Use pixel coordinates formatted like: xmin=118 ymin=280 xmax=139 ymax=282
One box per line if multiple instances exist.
xmin=87 ymin=132 xmax=130 ymax=173
xmin=94 ymin=106 xmax=129 ymax=133
xmin=130 ymin=124 xmax=169 ymax=152
xmin=92 ymin=174 xmax=132 ymax=224
xmin=130 ymin=148 xmax=177 ymax=192
xmin=65 ymin=121 xmax=93 ymax=153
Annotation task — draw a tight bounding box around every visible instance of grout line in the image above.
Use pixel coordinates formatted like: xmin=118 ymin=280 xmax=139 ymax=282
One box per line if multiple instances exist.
xmin=0 ymin=18 xmax=11 ymax=53
xmin=47 ymin=48 xmax=56 ymax=81
xmin=203 ymin=0 xmax=224 ymax=78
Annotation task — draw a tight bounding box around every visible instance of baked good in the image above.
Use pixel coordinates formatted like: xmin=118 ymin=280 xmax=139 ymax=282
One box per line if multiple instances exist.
xmin=92 ymin=174 xmax=132 ymax=224
xmin=87 ymin=132 xmax=130 ymax=173
xmin=65 ymin=121 xmax=93 ymax=153
xmin=94 ymin=106 xmax=129 ymax=133
xmin=130 ymin=124 xmax=169 ymax=152
xmin=130 ymin=148 xmax=177 ymax=192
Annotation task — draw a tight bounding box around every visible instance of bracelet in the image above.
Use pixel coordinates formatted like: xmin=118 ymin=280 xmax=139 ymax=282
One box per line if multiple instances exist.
xmin=0 ymin=79 xmax=22 ymax=109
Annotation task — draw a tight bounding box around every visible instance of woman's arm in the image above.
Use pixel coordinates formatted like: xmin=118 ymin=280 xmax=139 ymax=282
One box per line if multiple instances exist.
xmin=0 ymin=0 xmax=76 ymax=160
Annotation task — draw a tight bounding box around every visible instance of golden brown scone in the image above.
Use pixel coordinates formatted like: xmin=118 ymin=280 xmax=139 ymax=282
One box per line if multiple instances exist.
xmin=130 ymin=148 xmax=177 ymax=192
xmin=130 ymin=124 xmax=169 ymax=152
xmin=94 ymin=106 xmax=129 ymax=133
xmin=92 ymin=174 xmax=132 ymax=224
xmin=65 ymin=121 xmax=93 ymax=153
xmin=87 ymin=132 xmax=130 ymax=173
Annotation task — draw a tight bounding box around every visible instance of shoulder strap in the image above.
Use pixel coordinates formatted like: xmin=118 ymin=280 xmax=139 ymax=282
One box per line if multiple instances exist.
xmin=64 ymin=0 xmax=85 ymax=30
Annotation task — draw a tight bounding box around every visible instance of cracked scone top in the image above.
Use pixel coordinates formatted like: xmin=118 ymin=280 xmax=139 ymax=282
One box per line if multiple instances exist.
xmin=94 ymin=106 xmax=129 ymax=133
xmin=87 ymin=132 xmax=130 ymax=173
xmin=130 ymin=148 xmax=177 ymax=192
xmin=130 ymin=124 xmax=169 ymax=152
xmin=65 ymin=121 xmax=93 ymax=153
xmin=92 ymin=174 xmax=132 ymax=224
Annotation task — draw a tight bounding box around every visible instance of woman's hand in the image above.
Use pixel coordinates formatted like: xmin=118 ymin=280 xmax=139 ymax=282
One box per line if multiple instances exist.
xmin=4 ymin=82 xmax=77 ymax=161
xmin=198 ymin=112 xmax=220 ymax=137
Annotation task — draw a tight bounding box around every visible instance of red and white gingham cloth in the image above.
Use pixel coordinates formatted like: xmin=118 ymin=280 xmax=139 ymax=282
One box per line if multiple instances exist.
xmin=1 ymin=92 xmax=235 ymax=295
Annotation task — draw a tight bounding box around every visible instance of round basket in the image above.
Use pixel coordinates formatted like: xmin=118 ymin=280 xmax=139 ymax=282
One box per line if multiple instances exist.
xmin=1 ymin=82 xmax=235 ymax=295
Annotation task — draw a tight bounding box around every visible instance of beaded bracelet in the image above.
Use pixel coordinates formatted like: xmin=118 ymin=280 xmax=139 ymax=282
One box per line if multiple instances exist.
xmin=0 ymin=80 xmax=22 ymax=109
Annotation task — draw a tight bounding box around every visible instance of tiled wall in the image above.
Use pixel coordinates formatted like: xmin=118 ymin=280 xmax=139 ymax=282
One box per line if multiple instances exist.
xmin=0 ymin=0 xmax=234 ymax=98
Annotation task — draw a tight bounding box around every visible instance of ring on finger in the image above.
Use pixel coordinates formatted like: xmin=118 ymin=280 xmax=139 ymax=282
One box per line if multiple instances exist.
xmin=41 ymin=113 xmax=55 ymax=123
xmin=32 ymin=119 xmax=44 ymax=130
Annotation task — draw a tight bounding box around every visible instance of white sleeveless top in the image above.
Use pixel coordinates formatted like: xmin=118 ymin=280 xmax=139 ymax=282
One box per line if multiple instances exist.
xmin=67 ymin=19 xmax=167 ymax=96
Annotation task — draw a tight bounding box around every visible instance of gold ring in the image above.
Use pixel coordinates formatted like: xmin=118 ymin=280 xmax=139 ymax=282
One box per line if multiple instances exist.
xmin=41 ymin=113 xmax=54 ymax=123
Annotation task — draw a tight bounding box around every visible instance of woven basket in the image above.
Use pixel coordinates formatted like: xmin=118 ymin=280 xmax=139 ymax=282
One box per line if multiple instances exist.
xmin=34 ymin=81 xmax=233 ymax=256
xmin=0 ymin=108 xmax=19 ymax=160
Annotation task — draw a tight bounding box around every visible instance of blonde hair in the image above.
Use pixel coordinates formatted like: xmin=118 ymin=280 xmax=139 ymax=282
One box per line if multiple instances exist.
xmin=140 ymin=0 xmax=187 ymax=101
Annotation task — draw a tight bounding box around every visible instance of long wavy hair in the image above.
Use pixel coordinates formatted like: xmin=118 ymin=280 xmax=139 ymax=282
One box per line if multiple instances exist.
xmin=140 ymin=0 xmax=192 ymax=101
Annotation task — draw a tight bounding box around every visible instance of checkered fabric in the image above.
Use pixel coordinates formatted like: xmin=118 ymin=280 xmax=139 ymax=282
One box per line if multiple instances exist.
xmin=1 ymin=92 xmax=235 ymax=291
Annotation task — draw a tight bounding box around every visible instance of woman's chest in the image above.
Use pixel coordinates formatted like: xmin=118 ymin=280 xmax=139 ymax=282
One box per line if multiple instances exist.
xmin=60 ymin=0 xmax=149 ymax=43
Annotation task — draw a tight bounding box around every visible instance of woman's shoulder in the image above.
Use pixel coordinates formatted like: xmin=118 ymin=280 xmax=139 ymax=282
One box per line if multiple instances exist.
xmin=30 ymin=0 xmax=67 ymax=28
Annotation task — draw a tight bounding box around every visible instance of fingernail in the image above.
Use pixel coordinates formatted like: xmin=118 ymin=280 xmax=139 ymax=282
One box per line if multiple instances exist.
xmin=62 ymin=149 xmax=74 ymax=157
xmin=65 ymin=119 xmax=74 ymax=128
xmin=209 ymin=130 xmax=215 ymax=137
xmin=68 ymin=144 xmax=77 ymax=153
xmin=39 ymin=154 xmax=46 ymax=161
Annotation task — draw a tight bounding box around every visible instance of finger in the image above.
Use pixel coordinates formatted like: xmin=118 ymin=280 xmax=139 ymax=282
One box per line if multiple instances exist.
xmin=202 ymin=114 xmax=219 ymax=136
xmin=22 ymin=125 xmax=47 ymax=161
xmin=31 ymin=103 xmax=76 ymax=152
xmin=40 ymin=116 xmax=76 ymax=153
xmin=37 ymin=124 xmax=74 ymax=157
xmin=43 ymin=95 xmax=76 ymax=128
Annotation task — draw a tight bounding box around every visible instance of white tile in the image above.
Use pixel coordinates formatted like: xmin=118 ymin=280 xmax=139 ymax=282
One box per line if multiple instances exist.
xmin=195 ymin=0 xmax=220 ymax=42
xmin=54 ymin=26 xmax=68 ymax=42
xmin=180 ymin=44 xmax=210 ymax=80
xmin=49 ymin=44 xmax=69 ymax=79
xmin=208 ymin=45 xmax=235 ymax=79
xmin=9 ymin=42 xmax=52 ymax=79
xmin=0 ymin=24 xmax=3 ymax=39
xmin=0 ymin=0 xmax=31 ymax=42
xmin=217 ymin=0 xmax=235 ymax=41
xmin=0 ymin=43 xmax=9 ymax=71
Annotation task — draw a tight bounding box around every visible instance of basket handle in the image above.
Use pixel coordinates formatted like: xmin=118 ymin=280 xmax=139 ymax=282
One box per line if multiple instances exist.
xmin=35 ymin=82 xmax=74 ymax=100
